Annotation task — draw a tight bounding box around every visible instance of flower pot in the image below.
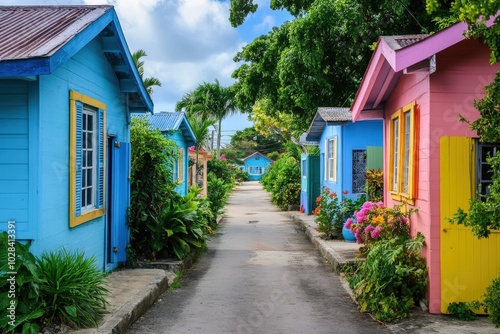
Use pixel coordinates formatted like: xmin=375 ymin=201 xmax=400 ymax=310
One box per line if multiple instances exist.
xmin=342 ymin=225 xmax=356 ymax=243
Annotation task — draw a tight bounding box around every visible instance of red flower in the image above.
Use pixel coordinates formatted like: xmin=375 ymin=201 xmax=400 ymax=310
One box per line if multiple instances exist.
xmin=343 ymin=190 xmax=349 ymax=195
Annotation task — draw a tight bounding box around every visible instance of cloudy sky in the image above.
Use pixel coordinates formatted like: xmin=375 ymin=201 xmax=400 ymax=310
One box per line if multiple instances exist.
xmin=4 ymin=0 xmax=292 ymax=143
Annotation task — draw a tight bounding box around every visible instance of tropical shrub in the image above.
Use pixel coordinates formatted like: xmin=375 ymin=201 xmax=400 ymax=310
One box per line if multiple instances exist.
xmin=314 ymin=189 xmax=366 ymax=237
xmin=345 ymin=202 xmax=415 ymax=250
xmin=447 ymin=301 xmax=481 ymax=321
xmin=365 ymin=169 xmax=383 ymax=201
xmin=144 ymin=187 xmax=212 ymax=261
xmin=484 ymin=276 xmax=500 ymax=327
xmin=347 ymin=232 xmax=428 ymax=322
xmin=313 ymin=188 xmax=342 ymax=238
xmin=0 ymin=232 xmax=43 ymax=334
xmin=36 ymin=249 xmax=108 ymax=328
xmin=207 ymin=158 xmax=235 ymax=186
xmin=207 ymin=172 xmax=232 ymax=219
xmin=129 ymin=117 xmax=178 ymax=259
xmin=261 ymin=155 xmax=300 ymax=210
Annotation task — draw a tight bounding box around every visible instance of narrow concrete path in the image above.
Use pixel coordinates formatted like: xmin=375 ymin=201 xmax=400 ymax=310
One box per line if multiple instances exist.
xmin=127 ymin=182 xmax=389 ymax=334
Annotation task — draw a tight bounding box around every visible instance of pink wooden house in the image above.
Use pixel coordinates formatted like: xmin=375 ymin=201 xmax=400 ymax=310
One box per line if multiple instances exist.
xmin=351 ymin=19 xmax=500 ymax=314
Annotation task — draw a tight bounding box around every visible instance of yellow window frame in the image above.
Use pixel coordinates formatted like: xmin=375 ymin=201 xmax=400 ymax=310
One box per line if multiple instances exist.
xmin=389 ymin=101 xmax=417 ymax=204
xmin=178 ymin=147 xmax=184 ymax=182
xmin=69 ymin=91 xmax=107 ymax=227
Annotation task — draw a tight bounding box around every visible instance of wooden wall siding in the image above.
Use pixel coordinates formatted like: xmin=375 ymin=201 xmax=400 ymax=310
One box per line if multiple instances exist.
xmin=0 ymin=81 xmax=31 ymax=239
xmin=440 ymin=136 xmax=500 ymax=313
xmin=319 ymin=121 xmax=382 ymax=200
xmin=31 ymin=36 xmax=129 ymax=270
xmin=166 ymin=131 xmax=188 ymax=196
xmin=381 ymin=38 xmax=500 ymax=313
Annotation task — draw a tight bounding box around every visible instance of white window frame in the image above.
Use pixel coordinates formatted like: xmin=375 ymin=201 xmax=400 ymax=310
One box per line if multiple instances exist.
xmin=81 ymin=106 xmax=97 ymax=212
xmin=326 ymin=137 xmax=337 ymax=182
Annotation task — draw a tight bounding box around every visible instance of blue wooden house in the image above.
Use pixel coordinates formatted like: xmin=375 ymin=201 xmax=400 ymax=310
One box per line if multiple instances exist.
xmin=303 ymin=107 xmax=383 ymax=205
xmin=0 ymin=6 xmax=153 ymax=271
xmin=142 ymin=112 xmax=196 ymax=196
xmin=242 ymin=152 xmax=273 ymax=181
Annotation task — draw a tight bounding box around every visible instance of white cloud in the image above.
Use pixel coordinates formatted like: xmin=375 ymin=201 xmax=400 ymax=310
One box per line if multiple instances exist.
xmin=4 ymin=0 xmax=263 ymax=131
xmin=254 ymin=15 xmax=275 ymax=32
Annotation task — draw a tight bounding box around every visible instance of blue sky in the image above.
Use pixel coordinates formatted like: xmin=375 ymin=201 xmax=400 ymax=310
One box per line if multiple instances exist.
xmin=2 ymin=0 xmax=292 ymax=144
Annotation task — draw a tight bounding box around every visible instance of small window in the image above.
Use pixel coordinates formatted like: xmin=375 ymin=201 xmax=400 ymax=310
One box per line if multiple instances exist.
xmin=352 ymin=150 xmax=367 ymax=193
xmin=476 ymin=142 xmax=500 ymax=197
xmin=177 ymin=148 xmax=184 ymax=182
xmin=389 ymin=101 xmax=417 ymax=203
xmin=326 ymin=137 xmax=337 ymax=182
xmin=70 ymin=91 xmax=106 ymax=227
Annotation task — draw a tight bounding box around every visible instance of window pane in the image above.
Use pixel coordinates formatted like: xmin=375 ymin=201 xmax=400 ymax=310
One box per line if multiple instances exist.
xmin=81 ymin=189 xmax=87 ymax=207
xmin=86 ymin=187 xmax=92 ymax=205
xmin=392 ymin=118 xmax=399 ymax=191
xmin=352 ymin=150 xmax=367 ymax=193
xmin=403 ymin=112 xmax=411 ymax=193
xmin=87 ymin=169 xmax=93 ymax=187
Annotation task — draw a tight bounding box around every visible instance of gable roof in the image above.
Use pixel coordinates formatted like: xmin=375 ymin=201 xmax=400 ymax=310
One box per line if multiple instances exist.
xmin=351 ymin=15 xmax=498 ymax=121
xmin=0 ymin=5 xmax=152 ymax=113
xmin=305 ymin=107 xmax=351 ymax=142
xmin=142 ymin=112 xmax=196 ymax=147
xmin=243 ymin=152 xmax=273 ymax=162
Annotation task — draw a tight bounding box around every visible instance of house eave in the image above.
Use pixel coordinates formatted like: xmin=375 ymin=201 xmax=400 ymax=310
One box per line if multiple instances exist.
xmin=351 ymin=13 xmax=498 ymax=122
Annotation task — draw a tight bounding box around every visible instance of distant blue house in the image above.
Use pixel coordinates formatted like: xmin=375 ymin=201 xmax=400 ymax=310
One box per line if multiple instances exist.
xmin=242 ymin=152 xmax=273 ymax=181
xmin=0 ymin=6 xmax=153 ymax=271
xmin=141 ymin=112 xmax=196 ymax=196
xmin=303 ymin=107 xmax=383 ymax=207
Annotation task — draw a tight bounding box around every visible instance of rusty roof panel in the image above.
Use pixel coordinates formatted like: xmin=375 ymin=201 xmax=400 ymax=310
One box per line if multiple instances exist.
xmin=0 ymin=6 xmax=111 ymax=61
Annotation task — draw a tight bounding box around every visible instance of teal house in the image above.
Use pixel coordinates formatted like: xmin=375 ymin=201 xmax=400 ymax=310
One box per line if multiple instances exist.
xmin=0 ymin=6 xmax=152 ymax=271
xmin=242 ymin=152 xmax=273 ymax=181
xmin=303 ymin=107 xmax=383 ymax=207
xmin=142 ymin=112 xmax=196 ymax=196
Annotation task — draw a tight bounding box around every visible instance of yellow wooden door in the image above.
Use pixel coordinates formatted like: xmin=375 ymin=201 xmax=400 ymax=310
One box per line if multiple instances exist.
xmin=440 ymin=136 xmax=500 ymax=313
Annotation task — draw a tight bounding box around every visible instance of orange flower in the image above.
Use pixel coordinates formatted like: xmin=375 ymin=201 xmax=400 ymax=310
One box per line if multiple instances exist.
xmin=329 ymin=192 xmax=337 ymax=198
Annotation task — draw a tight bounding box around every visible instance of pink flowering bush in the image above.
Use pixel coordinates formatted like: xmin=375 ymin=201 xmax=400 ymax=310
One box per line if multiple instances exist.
xmin=345 ymin=201 xmax=415 ymax=246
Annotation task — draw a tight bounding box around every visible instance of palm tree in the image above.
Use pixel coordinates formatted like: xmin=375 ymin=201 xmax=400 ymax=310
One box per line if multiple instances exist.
xmin=197 ymin=80 xmax=238 ymax=158
xmin=177 ymin=81 xmax=238 ymax=158
xmin=132 ymin=49 xmax=161 ymax=96
xmin=176 ymin=90 xmax=216 ymax=185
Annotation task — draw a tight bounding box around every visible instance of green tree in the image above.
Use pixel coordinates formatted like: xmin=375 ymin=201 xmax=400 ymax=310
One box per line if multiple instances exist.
xmin=176 ymin=89 xmax=217 ymax=187
xmin=231 ymin=0 xmax=436 ymax=136
xmin=132 ymin=49 xmax=162 ymax=96
xmin=179 ymin=80 xmax=238 ymax=158
xmin=425 ymin=1 xmax=500 ymax=238
xmin=230 ymin=126 xmax=283 ymax=157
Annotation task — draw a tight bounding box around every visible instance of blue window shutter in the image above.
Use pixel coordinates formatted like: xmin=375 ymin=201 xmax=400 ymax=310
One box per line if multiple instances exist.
xmin=75 ymin=101 xmax=83 ymax=217
xmin=96 ymin=108 xmax=105 ymax=208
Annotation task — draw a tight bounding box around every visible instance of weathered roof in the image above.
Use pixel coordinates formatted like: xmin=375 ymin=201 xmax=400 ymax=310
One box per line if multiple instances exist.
xmin=299 ymin=132 xmax=319 ymax=146
xmin=305 ymin=107 xmax=351 ymax=142
xmin=351 ymin=14 xmax=498 ymax=121
xmin=0 ymin=6 xmax=111 ymax=60
xmin=243 ymin=152 xmax=273 ymax=162
xmin=137 ymin=112 xmax=196 ymax=147
xmin=0 ymin=5 xmax=152 ymax=113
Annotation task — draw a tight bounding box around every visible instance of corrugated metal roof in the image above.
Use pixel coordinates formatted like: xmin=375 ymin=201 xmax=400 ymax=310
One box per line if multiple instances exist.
xmin=133 ymin=112 xmax=196 ymax=146
xmin=0 ymin=6 xmax=111 ymax=60
xmin=317 ymin=107 xmax=352 ymax=122
xmin=305 ymin=107 xmax=352 ymax=142
xmin=145 ymin=112 xmax=184 ymax=131
xmin=380 ymin=34 xmax=429 ymax=52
